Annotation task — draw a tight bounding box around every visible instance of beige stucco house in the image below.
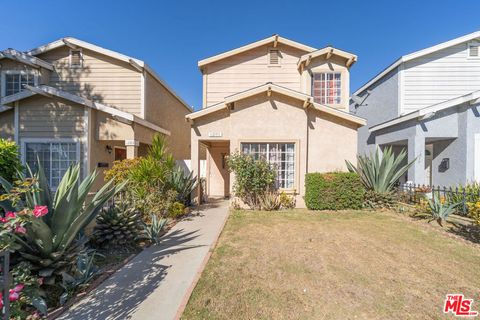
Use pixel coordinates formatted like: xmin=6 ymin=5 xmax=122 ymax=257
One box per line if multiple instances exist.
xmin=187 ymin=35 xmax=366 ymax=207
xmin=0 ymin=37 xmax=191 ymax=191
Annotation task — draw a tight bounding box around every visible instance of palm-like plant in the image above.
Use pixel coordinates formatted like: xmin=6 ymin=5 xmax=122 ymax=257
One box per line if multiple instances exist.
xmin=346 ymin=146 xmax=416 ymax=208
xmin=0 ymin=162 xmax=126 ymax=283
xmin=428 ymin=193 xmax=458 ymax=226
xmin=346 ymin=146 xmax=415 ymax=193
xmin=169 ymin=166 xmax=197 ymax=206
xmin=140 ymin=214 xmax=167 ymax=244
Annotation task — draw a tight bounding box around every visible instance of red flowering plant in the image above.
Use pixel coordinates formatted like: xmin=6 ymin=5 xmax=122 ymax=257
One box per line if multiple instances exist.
xmin=4 ymin=262 xmax=47 ymax=319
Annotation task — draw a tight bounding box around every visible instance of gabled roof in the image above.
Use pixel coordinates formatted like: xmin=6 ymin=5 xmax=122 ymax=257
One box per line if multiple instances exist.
xmin=0 ymin=49 xmax=53 ymax=70
xmin=27 ymin=37 xmax=193 ymax=112
xmin=354 ymin=30 xmax=480 ymax=96
xmin=298 ymin=46 xmax=357 ymax=69
xmin=198 ymin=34 xmax=316 ymax=68
xmin=370 ymin=89 xmax=480 ymax=132
xmin=0 ymin=85 xmax=171 ymax=136
xmin=186 ymin=83 xmax=366 ymax=126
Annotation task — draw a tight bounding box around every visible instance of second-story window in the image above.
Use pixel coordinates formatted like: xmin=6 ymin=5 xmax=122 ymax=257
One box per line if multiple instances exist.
xmin=312 ymin=73 xmax=342 ymax=105
xmin=4 ymin=72 xmax=36 ymax=96
xmin=70 ymin=50 xmax=83 ymax=68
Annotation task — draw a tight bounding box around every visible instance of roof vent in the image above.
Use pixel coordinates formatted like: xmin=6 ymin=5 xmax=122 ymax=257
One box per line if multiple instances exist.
xmin=469 ymin=44 xmax=479 ymax=57
xmin=269 ymin=49 xmax=279 ymax=65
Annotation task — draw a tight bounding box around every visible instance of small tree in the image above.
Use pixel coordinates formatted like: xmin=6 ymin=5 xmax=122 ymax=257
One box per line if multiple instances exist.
xmin=227 ymin=152 xmax=276 ymax=210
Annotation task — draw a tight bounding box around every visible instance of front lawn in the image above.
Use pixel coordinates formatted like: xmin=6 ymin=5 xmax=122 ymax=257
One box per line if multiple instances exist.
xmin=183 ymin=210 xmax=480 ymax=319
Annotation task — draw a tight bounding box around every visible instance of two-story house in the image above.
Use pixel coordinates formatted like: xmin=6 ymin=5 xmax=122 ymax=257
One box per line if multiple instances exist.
xmin=186 ymin=35 xmax=366 ymax=207
xmin=0 ymin=37 xmax=192 ymax=191
xmin=352 ymin=31 xmax=480 ymax=187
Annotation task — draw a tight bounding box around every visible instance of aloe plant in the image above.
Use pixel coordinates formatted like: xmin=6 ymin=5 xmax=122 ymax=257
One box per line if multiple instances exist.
xmin=428 ymin=193 xmax=458 ymax=226
xmin=0 ymin=162 xmax=126 ymax=283
xmin=346 ymin=146 xmax=415 ymax=194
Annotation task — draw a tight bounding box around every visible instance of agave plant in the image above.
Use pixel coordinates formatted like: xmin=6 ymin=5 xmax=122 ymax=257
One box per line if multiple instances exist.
xmin=169 ymin=166 xmax=197 ymax=206
xmin=346 ymin=146 xmax=415 ymax=193
xmin=94 ymin=201 xmax=143 ymax=248
xmin=141 ymin=214 xmax=167 ymax=244
xmin=0 ymin=162 xmax=126 ymax=284
xmin=428 ymin=193 xmax=459 ymax=226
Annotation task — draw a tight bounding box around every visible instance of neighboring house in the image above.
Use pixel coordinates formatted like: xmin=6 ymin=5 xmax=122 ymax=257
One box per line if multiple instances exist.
xmin=0 ymin=37 xmax=192 ymax=191
xmin=351 ymin=31 xmax=480 ymax=187
xmin=186 ymin=34 xmax=366 ymax=207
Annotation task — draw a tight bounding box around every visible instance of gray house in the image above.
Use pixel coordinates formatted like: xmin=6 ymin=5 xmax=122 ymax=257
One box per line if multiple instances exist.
xmin=351 ymin=31 xmax=480 ymax=187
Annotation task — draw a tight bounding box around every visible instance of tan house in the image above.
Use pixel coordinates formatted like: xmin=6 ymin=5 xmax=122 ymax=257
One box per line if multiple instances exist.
xmin=0 ymin=37 xmax=191 ymax=190
xmin=187 ymin=35 xmax=366 ymax=207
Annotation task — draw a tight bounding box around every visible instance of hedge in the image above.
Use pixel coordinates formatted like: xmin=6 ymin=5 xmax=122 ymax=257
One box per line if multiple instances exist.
xmin=305 ymin=172 xmax=365 ymax=210
xmin=0 ymin=139 xmax=22 ymax=184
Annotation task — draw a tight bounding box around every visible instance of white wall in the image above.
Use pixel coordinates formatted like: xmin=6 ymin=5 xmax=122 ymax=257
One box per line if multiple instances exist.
xmin=403 ymin=42 xmax=480 ymax=114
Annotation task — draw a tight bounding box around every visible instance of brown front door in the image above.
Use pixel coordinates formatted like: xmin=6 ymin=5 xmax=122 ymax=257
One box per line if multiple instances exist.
xmin=115 ymin=147 xmax=127 ymax=161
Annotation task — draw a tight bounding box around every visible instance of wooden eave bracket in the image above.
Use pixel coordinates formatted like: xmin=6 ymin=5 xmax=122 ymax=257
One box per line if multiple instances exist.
xmin=62 ymin=38 xmax=78 ymax=50
xmin=303 ymin=97 xmax=311 ymax=108
xmin=326 ymin=48 xmax=334 ymax=60
xmin=273 ymin=35 xmax=279 ymax=48
xmin=346 ymin=56 xmax=356 ymax=67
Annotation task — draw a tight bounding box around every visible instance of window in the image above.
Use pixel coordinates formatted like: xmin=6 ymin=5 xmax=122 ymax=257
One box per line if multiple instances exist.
xmin=241 ymin=143 xmax=295 ymax=189
xmin=469 ymin=44 xmax=480 ymax=58
xmin=312 ymin=73 xmax=342 ymax=104
xmin=25 ymin=142 xmax=79 ymax=189
xmin=4 ymin=72 xmax=35 ymax=96
xmin=70 ymin=50 xmax=83 ymax=68
xmin=269 ymin=49 xmax=280 ymax=65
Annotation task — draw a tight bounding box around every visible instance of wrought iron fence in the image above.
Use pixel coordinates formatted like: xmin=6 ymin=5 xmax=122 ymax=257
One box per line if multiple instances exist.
xmin=397 ymin=183 xmax=480 ymax=216
xmin=0 ymin=251 xmax=9 ymax=320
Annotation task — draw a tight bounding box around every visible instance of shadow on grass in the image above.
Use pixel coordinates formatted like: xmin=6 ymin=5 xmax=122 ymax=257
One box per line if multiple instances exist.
xmin=447 ymin=223 xmax=480 ymax=244
xmin=57 ymin=228 xmax=203 ymax=320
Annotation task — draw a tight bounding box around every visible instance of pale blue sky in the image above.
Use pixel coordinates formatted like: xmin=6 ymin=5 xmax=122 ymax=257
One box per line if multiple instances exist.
xmin=1 ymin=0 xmax=479 ymax=110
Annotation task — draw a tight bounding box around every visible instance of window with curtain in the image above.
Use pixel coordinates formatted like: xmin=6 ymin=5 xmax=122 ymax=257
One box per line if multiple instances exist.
xmin=312 ymin=72 xmax=341 ymax=104
xmin=4 ymin=73 xmax=35 ymax=96
xmin=241 ymin=142 xmax=295 ymax=189
xmin=25 ymin=142 xmax=79 ymax=189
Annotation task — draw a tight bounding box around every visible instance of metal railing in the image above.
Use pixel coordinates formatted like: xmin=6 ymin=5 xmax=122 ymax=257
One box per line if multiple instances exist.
xmin=398 ymin=183 xmax=480 ymax=216
xmin=0 ymin=251 xmax=9 ymax=320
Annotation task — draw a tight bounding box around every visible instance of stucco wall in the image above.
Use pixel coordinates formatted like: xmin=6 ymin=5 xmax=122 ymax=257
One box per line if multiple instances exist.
xmin=191 ymin=93 xmax=360 ymax=206
xmin=351 ymin=68 xmax=399 ymax=156
xmin=144 ymin=72 xmax=191 ymax=160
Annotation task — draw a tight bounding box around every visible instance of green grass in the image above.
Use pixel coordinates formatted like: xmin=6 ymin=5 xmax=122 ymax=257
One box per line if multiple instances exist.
xmin=182 ymin=209 xmax=480 ymax=320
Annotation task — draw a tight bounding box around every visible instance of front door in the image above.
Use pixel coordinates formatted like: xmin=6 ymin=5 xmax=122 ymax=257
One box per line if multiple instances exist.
xmin=425 ymin=144 xmax=433 ymax=185
xmin=115 ymin=147 xmax=127 ymax=161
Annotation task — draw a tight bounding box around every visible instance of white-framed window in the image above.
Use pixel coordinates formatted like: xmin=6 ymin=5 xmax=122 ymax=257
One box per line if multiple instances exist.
xmin=241 ymin=142 xmax=295 ymax=189
xmin=1 ymin=71 xmax=37 ymax=97
xmin=23 ymin=140 xmax=80 ymax=190
xmin=312 ymin=72 xmax=342 ymax=105
xmin=268 ymin=48 xmax=280 ymax=65
xmin=468 ymin=43 xmax=480 ymax=58
xmin=70 ymin=49 xmax=83 ymax=68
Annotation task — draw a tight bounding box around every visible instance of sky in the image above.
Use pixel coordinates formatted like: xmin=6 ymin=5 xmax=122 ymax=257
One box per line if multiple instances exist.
xmin=1 ymin=0 xmax=480 ymax=110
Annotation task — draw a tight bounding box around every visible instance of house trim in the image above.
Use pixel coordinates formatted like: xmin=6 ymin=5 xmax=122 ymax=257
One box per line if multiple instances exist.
xmin=297 ymin=46 xmax=357 ymax=68
xmin=186 ymin=83 xmax=366 ymax=126
xmin=370 ymin=89 xmax=480 ymax=132
xmin=1 ymin=85 xmax=172 ymax=136
xmin=27 ymin=37 xmax=192 ymax=113
xmin=0 ymin=50 xmax=53 ymax=71
xmin=198 ymin=34 xmax=316 ymax=68
xmin=354 ymin=30 xmax=480 ymax=95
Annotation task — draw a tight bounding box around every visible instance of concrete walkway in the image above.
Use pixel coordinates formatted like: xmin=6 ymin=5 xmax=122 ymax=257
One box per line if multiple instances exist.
xmin=57 ymin=200 xmax=229 ymax=320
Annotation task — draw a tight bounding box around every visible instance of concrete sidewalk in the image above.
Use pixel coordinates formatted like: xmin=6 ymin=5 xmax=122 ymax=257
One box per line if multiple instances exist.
xmin=57 ymin=200 xmax=229 ymax=320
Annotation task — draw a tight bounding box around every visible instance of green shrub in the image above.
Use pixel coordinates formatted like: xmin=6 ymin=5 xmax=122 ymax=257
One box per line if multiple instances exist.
xmin=226 ymin=152 xmax=276 ymax=210
xmin=279 ymin=191 xmax=295 ymax=209
xmin=305 ymin=172 xmax=365 ymax=210
xmin=0 ymin=138 xmax=22 ymax=184
xmin=258 ymin=190 xmax=281 ymax=211
xmin=169 ymin=201 xmax=185 ymax=218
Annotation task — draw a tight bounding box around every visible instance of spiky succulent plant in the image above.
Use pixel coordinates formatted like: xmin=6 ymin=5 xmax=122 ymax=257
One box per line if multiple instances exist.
xmin=94 ymin=201 xmax=143 ymax=248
